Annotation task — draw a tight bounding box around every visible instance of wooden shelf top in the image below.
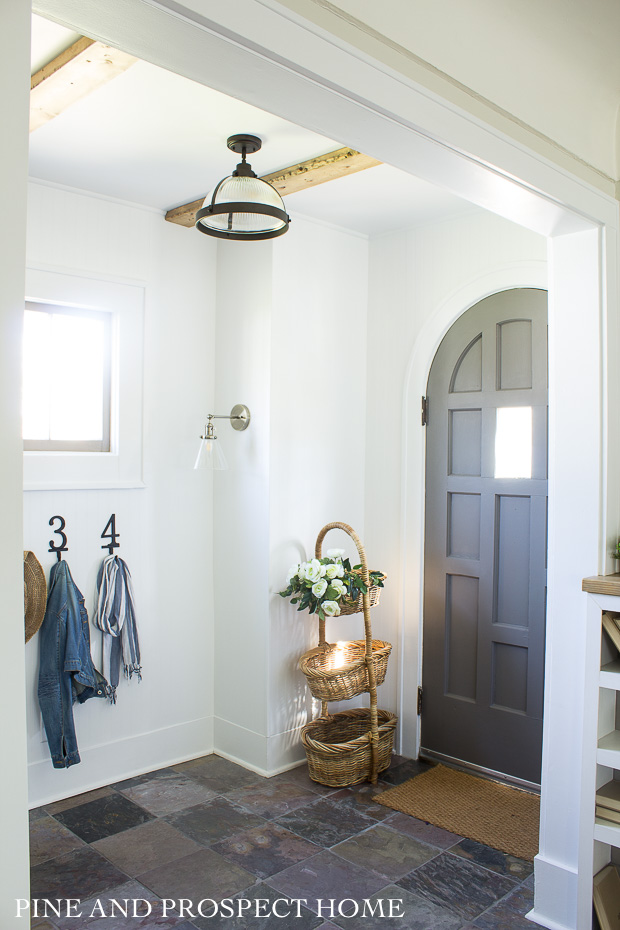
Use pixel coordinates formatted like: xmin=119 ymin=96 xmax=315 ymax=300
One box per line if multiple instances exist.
xmin=582 ymin=574 xmax=620 ymax=596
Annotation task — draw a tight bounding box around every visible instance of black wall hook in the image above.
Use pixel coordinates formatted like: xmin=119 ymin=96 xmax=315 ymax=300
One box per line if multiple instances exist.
xmin=101 ymin=513 xmax=120 ymax=555
xmin=48 ymin=515 xmax=68 ymax=562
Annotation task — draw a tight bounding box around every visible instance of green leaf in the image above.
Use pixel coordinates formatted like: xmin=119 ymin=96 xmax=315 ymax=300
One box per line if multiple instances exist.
xmin=290 ymin=598 xmax=299 ymax=604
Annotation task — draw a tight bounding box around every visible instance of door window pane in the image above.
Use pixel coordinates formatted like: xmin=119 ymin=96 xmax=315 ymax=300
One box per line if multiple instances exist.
xmin=494 ymin=406 xmax=532 ymax=478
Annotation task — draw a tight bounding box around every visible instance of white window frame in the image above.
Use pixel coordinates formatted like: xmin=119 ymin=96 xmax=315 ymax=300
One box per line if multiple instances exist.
xmin=23 ymin=300 xmax=113 ymax=453
xmin=24 ymin=267 xmax=145 ymax=490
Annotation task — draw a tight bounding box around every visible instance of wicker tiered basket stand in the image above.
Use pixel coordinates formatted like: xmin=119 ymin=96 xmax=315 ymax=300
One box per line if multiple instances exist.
xmin=299 ymin=522 xmax=397 ymax=787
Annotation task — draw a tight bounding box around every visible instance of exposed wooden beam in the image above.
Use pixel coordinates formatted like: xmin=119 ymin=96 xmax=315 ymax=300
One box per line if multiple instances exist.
xmin=165 ymin=147 xmax=382 ymax=227
xmin=30 ymin=38 xmax=137 ymax=132
xmin=261 ymin=147 xmax=381 ymax=194
xmin=164 ymin=198 xmax=206 ymax=229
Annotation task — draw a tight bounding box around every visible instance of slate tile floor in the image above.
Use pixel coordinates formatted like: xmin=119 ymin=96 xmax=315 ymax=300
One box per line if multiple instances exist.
xmin=29 ymin=754 xmax=536 ymax=929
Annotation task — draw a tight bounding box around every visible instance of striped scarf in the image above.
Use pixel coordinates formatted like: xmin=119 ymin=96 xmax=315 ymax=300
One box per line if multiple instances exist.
xmin=93 ymin=555 xmax=141 ymax=703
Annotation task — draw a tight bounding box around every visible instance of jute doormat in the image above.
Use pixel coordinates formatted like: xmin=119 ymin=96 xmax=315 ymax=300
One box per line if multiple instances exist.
xmin=375 ymin=764 xmax=540 ymax=861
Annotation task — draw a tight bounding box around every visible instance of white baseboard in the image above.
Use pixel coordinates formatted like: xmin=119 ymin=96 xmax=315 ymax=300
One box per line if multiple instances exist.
xmin=528 ymin=854 xmax=578 ymax=930
xmin=213 ymin=716 xmax=306 ymax=776
xmin=526 ymin=912 xmax=576 ymax=930
xmin=28 ymin=715 xmax=308 ymax=808
xmin=28 ymin=715 xmax=214 ymax=808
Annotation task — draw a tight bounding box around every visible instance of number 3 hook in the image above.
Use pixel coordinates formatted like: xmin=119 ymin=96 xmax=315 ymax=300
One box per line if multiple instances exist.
xmin=48 ymin=515 xmax=69 ymax=562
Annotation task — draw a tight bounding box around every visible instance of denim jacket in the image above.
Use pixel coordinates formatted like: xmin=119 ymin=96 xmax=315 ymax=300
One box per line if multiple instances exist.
xmin=38 ymin=560 xmax=108 ymax=768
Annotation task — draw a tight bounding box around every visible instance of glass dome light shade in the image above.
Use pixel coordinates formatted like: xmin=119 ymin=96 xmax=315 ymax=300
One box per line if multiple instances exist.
xmin=194 ymin=435 xmax=228 ymax=471
xmin=195 ymin=175 xmax=290 ymax=240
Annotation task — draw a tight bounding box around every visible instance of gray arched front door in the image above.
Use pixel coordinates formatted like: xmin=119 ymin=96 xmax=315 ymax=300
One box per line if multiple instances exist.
xmin=422 ymin=288 xmax=547 ymax=786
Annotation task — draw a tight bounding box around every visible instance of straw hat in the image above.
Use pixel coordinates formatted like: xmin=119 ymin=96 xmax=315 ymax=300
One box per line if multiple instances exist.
xmin=24 ymin=550 xmax=47 ymax=643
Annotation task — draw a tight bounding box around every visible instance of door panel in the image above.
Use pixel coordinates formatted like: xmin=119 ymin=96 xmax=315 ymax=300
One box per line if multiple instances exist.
xmin=422 ymin=288 xmax=547 ymax=785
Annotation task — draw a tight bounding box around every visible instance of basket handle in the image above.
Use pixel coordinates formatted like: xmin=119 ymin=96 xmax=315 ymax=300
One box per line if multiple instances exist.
xmin=314 ymin=521 xmax=379 ymax=783
xmin=314 ymin=521 xmax=370 ymax=640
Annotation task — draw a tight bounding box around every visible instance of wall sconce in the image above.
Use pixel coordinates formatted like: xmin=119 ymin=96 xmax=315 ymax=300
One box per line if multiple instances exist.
xmin=194 ymin=404 xmax=251 ymax=471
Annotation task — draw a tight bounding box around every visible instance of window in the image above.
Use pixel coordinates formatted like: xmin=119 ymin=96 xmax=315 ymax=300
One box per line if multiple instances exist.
xmin=23 ymin=302 xmax=112 ymax=452
xmin=24 ymin=269 xmax=144 ymax=491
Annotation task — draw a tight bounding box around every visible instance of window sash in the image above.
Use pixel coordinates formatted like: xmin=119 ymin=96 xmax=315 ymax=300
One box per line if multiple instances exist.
xmin=23 ymin=301 xmax=112 ymax=453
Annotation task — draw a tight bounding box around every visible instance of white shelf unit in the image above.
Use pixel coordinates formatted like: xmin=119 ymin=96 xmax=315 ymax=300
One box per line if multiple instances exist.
xmin=579 ymin=580 xmax=620 ymax=929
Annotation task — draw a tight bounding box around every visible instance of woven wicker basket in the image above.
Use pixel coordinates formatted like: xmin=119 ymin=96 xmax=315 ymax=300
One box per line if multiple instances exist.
xmin=301 ymin=708 xmax=397 ymax=787
xmin=338 ymin=572 xmax=386 ymax=615
xmin=299 ymin=640 xmax=392 ymax=702
xmin=303 ymin=521 xmax=397 ymax=785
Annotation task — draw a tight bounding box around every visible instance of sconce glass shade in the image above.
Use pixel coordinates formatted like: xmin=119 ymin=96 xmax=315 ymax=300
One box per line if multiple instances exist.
xmin=194 ymin=435 xmax=228 ymax=471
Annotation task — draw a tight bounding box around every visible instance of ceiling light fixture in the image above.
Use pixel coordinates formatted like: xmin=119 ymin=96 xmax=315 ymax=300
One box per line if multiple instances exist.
xmin=195 ymin=134 xmax=290 ymax=241
xmin=194 ymin=404 xmax=251 ymax=471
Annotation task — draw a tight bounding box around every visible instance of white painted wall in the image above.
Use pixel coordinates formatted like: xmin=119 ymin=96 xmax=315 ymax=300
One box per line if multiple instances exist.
xmin=23 ymin=191 xmax=370 ymax=800
xmin=0 ymin=1 xmax=33 ymax=924
xmin=269 ymin=216 xmax=369 ymax=767
xmin=364 ymin=210 xmax=548 ymax=749
xmin=24 ymin=183 xmax=217 ymax=807
xmin=212 ymin=239 xmax=273 ymax=769
xmin=212 ymin=215 xmax=369 ymax=773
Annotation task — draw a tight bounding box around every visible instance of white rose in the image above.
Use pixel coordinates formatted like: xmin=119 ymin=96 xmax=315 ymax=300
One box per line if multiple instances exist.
xmin=326 ymin=548 xmax=345 ymax=560
xmin=297 ymin=561 xmax=308 ymax=581
xmin=330 ymin=579 xmax=346 ymax=598
xmin=302 ymin=559 xmax=323 ymax=583
xmin=312 ymin=579 xmax=328 ymax=598
xmin=324 ymin=564 xmax=338 ymax=580
xmin=322 ymin=600 xmax=341 ymax=617
xmin=334 ymin=563 xmax=345 ymax=578
xmin=287 ymin=563 xmax=300 ymax=582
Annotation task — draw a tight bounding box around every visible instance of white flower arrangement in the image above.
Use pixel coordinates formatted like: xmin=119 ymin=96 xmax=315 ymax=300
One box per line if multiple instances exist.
xmin=280 ymin=549 xmax=385 ymax=621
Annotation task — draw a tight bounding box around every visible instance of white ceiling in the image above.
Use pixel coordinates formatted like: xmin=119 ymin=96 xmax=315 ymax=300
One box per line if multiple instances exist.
xmin=28 ymin=14 xmax=475 ymax=238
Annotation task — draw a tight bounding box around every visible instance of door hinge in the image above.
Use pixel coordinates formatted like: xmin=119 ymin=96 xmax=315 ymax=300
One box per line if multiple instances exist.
xmin=421 ymin=396 xmax=428 ymax=426
xmin=417 ymin=686 xmax=423 ymax=715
